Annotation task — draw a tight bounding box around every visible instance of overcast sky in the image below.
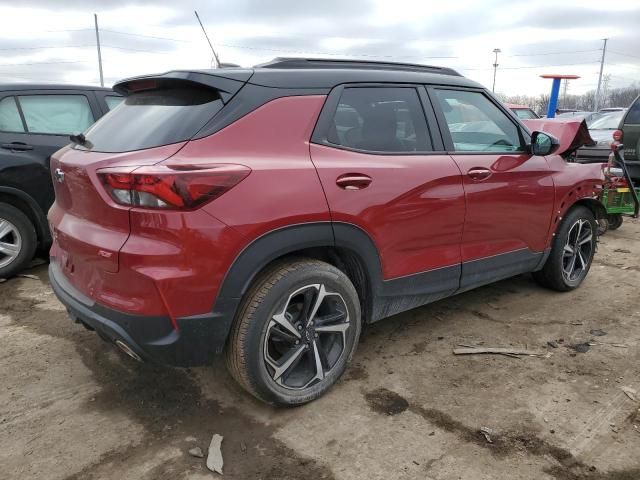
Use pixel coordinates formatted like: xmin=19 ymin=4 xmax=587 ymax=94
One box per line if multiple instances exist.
xmin=1 ymin=0 xmax=639 ymax=97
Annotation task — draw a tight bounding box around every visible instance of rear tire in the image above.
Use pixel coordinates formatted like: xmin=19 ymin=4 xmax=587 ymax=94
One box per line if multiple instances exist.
xmin=533 ymin=206 xmax=596 ymax=292
xmin=225 ymin=258 xmax=361 ymax=406
xmin=0 ymin=203 xmax=37 ymax=279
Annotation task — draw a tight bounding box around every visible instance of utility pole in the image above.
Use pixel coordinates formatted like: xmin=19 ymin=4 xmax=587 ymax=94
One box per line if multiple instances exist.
xmin=492 ymin=48 xmax=501 ymax=93
xmin=194 ymin=10 xmax=221 ymax=68
xmin=594 ymin=38 xmax=608 ymax=112
xmin=94 ymin=14 xmax=104 ymax=87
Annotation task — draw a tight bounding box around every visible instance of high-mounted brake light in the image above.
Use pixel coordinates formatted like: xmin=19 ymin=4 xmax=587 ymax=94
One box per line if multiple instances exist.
xmin=125 ymin=79 xmax=157 ymax=93
xmin=97 ymin=164 xmax=251 ymax=210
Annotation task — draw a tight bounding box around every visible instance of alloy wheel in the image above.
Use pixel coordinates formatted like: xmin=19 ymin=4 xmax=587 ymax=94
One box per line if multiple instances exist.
xmin=0 ymin=218 xmax=22 ymax=269
xmin=263 ymin=283 xmax=350 ymax=390
xmin=562 ymin=218 xmax=593 ymax=282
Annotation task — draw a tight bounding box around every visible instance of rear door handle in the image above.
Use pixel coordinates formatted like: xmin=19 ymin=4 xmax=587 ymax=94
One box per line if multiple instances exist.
xmin=1 ymin=142 xmax=33 ymax=151
xmin=467 ymin=167 xmax=492 ymax=181
xmin=336 ymin=173 xmax=372 ymax=190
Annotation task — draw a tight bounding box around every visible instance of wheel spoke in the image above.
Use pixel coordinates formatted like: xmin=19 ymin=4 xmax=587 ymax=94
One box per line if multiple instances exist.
xmin=307 ymin=284 xmax=328 ymax=325
xmin=0 ymin=220 xmax=12 ymax=240
xmin=270 ymin=344 xmax=306 ymax=382
xmin=314 ymin=310 xmax=346 ymax=326
xmin=563 ymin=244 xmax=575 ymax=256
xmin=577 ymin=250 xmax=586 ymax=269
xmin=309 ymin=340 xmax=325 ymax=383
xmin=578 ymin=235 xmax=592 ymax=246
xmin=315 ymin=323 xmax=349 ymax=334
xmin=269 ymin=325 xmax=300 ymax=344
xmin=564 ymin=254 xmax=577 ymax=278
xmin=271 ymin=312 xmax=301 ymax=340
xmin=0 ymin=241 xmax=19 ymax=256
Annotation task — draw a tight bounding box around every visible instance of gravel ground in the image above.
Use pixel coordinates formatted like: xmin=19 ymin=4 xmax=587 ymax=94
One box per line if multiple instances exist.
xmin=1 ymin=219 xmax=639 ymax=480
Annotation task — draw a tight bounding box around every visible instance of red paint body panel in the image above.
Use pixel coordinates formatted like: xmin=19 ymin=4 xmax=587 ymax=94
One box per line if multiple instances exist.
xmin=178 ymin=96 xmax=331 ymax=241
xmin=451 ymin=153 xmax=555 ymax=261
xmin=310 ymin=144 xmax=465 ymax=278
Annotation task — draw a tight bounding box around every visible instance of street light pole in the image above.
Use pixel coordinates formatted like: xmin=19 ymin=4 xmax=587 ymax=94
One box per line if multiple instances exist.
xmin=492 ymin=48 xmax=501 ymax=93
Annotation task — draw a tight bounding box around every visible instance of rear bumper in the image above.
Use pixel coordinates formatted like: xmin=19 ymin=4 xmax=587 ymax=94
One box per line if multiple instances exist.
xmin=49 ymin=261 xmax=230 ymax=367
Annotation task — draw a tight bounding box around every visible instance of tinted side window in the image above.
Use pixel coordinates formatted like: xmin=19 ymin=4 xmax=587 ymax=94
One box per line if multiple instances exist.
xmin=434 ymin=90 xmax=523 ymax=153
xmin=17 ymin=95 xmax=94 ymax=135
xmin=105 ymin=96 xmax=123 ymax=110
xmin=327 ymin=87 xmax=431 ymax=153
xmin=0 ymin=97 xmax=25 ymax=133
xmin=625 ymin=97 xmax=640 ymax=125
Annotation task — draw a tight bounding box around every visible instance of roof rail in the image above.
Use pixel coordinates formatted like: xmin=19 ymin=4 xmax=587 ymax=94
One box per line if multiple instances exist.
xmin=256 ymin=57 xmax=461 ymax=76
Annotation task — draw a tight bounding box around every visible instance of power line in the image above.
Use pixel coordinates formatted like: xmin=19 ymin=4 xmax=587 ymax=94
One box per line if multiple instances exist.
xmin=0 ymin=60 xmax=87 ymax=67
xmin=508 ymin=49 xmax=600 ymax=57
xmin=99 ymin=28 xmax=192 ymax=43
xmin=0 ymin=44 xmax=95 ymax=51
xmin=608 ymin=50 xmax=640 ymax=61
xmin=462 ymin=61 xmax=600 ymax=71
xmin=101 ymin=44 xmax=172 ymax=54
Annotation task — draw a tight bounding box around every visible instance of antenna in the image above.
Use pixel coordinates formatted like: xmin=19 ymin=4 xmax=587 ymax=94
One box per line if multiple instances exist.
xmin=194 ymin=10 xmax=221 ymax=69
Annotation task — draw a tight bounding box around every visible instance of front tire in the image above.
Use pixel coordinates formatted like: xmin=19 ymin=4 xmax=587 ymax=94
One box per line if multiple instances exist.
xmin=0 ymin=203 xmax=37 ymax=279
xmin=225 ymin=258 xmax=361 ymax=406
xmin=533 ymin=206 xmax=597 ymax=291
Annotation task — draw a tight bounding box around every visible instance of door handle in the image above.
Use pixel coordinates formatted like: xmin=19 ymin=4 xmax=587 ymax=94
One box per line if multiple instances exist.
xmin=336 ymin=173 xmax=372 ymax=190
xmin=1 ymin=142 xmax=33 ymax=151
xmin=467 ymin=167 xmax=492 ymax=181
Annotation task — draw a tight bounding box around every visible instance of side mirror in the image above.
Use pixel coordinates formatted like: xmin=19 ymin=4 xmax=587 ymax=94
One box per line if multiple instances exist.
xmin=530 ymin=131 xmax=560 ymax=156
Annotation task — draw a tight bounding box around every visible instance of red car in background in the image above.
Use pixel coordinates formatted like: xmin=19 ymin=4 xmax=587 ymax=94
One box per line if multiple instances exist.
xmin=48 ymin=58 xmax=606 ymax=406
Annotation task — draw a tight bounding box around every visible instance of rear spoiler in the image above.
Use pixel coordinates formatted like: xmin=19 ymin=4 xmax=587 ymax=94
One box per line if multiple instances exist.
xmin=113 ymin=69 xmax=254 ymax=103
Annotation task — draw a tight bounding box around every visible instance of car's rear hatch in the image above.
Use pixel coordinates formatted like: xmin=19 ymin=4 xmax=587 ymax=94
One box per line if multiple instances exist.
xmin=49 ymin=70 xmax=252 ymax=281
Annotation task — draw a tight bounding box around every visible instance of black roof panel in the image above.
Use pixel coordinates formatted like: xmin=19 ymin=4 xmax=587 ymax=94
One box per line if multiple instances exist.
xmin=256 ymin=57 xmax=461 ymax=76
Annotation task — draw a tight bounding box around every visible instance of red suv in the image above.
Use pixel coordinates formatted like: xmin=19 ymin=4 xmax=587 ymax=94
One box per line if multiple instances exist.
xmin=49 ymin=58 xmax=606 ymax=406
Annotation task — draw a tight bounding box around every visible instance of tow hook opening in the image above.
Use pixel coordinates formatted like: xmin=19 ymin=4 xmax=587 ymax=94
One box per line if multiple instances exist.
xmin=115 ymin=340 xmax=143 ymax=362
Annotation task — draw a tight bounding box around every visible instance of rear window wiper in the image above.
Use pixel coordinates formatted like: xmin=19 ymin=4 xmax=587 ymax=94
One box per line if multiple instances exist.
xmin=69 ymin=133 xmax=93 ymax=150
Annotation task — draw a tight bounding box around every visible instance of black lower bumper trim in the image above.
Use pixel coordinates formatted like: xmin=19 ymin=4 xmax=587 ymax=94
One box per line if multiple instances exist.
xmin=48 ymin=261 xmax=227 ymax=367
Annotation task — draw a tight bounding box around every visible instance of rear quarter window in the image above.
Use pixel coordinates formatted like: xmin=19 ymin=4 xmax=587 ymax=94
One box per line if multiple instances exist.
xmin=82 ymin=83 xmax=223 ymax=153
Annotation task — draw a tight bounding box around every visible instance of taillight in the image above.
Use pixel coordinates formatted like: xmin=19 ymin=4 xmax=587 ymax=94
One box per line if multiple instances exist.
xmin=613 ymin=129 xmax=624 ymax=142
xmin=97 ymin=164 xmax=250 ymax=210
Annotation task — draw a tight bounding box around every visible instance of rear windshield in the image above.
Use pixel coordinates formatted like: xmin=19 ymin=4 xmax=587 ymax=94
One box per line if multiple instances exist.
xmin=589 ymin=111 xmax=625 ymax=130
xmin=80 ymin=83 xmax=223 ymax=153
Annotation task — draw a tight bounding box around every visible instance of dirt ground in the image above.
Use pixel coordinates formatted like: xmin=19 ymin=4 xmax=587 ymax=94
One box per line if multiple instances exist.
xmin=1 ymin=219 xmax=639 ymax=480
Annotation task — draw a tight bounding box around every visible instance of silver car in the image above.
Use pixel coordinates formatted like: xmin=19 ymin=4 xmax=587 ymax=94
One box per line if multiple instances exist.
xmin=576 ymin=110 xmax=626 ymax=163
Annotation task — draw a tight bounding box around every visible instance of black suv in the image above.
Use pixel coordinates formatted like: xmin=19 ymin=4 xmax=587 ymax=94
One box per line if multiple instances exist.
xmin=0 ymin=84 xmax=121 ymax=277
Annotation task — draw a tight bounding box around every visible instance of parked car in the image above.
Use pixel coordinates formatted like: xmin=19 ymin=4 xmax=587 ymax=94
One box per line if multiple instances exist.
xmin=557 ymin=111 xmax=603 ymax=125
xmin=48 ymin=58 xmax=606 ymax=406
xmin=599 ymin=107 xmax=626 ymax=113
xmin=505 ymin=103 xmax=540 ymax=119
xmin=620 ymin=95 xmax=640 ymax=183
xmin=576 ymin=110 xmax=627 ymax=163
xmin=0 ymin=84 xmax=121 ymax=277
